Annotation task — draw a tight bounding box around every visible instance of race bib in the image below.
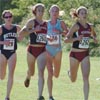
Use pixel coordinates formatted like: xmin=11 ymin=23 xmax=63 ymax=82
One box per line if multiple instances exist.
xmin=79 ymin=37 xmax=89 ymax=49
xmin=48 ymin=34 xmax=60 ymax=45
xmin=36 ymin=34 xmax=46 ymax=43
xmin=3 ymin=39 xmax=15 ymax=50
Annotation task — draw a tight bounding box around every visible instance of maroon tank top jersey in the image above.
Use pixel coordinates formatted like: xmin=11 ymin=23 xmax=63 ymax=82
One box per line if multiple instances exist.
xmin=29 ymin=19 xmax=47 ymax=45
xmin=72 ymin=22 xmax=91 ymax=49
xmin=27 ymin=20 xmax=47 ymax=58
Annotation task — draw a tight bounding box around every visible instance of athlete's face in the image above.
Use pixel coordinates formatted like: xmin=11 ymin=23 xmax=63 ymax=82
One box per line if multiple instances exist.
xmin=35 ymin=6 xmax=44 ymax=17
xmin=50 ymin=7 xmax=59 ymax=19
xmin=78 ymin=9 xmax=87 ymax=20
xmin=3 ymin=12 xmax=13 ymax=23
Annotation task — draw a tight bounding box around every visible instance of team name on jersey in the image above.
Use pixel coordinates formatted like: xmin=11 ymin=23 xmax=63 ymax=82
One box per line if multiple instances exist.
xmin=4 ymin=32 xmax=17 ymax=38
xmin=81 ymin=31 xmax=91 ymax=34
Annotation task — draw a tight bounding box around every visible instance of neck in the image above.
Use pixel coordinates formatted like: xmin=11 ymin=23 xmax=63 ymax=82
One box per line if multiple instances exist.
xmin=50 ymin=18 xmax=57 ymax=25
xmin=5 ymin=23 xmax=12 ymax=26
xmin=4 ymin=23 xmax=12 ymax=27
xmin=35 ymin=17 xmax=43 ymax=24
xmin=4 ymin=23 xmax=12 ymax=30
xmin=78 ymin=20 xmax=87 ymax=25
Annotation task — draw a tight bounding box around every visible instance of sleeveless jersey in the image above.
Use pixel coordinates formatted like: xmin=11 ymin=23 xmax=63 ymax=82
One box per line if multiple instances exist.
xmin=47 ymin=19 xmax=62 ymax=45
xmin=29 ymin=19 xmax=47 ymax=45
xmin=72 ymin=22 xmax=91 ymax=49
xmin=0 ymin=24 xmax=17 ymax=51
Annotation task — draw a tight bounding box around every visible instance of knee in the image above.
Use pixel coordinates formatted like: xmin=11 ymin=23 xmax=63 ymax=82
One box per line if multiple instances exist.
xmin=27 ymin=70 xmax=34 ymax=76
xmin=48 ymin=71 xmax=53 ymax=79
xmin=83 ymin=75 xmax=89 ymax=82
xmin=68 ymin=71 xmax=77 ymax=82
xmin=30 ymin=73 xmax=34 ymax=76
xmin=0 ymin=76 xmax=5 ymax=80
xmin=54 ymin=73 xmax=59 ymax=78
xmin=70 ymin=75 xmax=77 ymax=82
xmin=0 ymin=72 xmax=6 ymax=80
xmin=47 ymin=66 xmax=53 ymax=78
xmin=38 ymin=69 xmax=44 ymax=78
xmin=71 ymin=78 xmax=76 ymax=82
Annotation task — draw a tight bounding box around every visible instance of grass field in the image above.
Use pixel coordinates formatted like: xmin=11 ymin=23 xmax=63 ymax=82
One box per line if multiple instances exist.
xmin=0 ymin=44 xmax=100 ymax=100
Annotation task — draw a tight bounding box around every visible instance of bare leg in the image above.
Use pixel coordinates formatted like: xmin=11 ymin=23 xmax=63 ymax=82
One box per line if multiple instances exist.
xmin=26 ymin=52 xmax=36 ymax=79
xmin=37 ymin=52 xmax=46 ymax=97
xmin=6 ymin=53 xmax=16 ymax=98
xmin=53 ymin=51 xmax=62 ymax=78
xmin=24 ymin=52 xmax=36 ymax=87
xmin=46 ymin=52 xmax=53 ymax=97
xmin=81 ymin=56 xmax=90 ymax=100
xmin=0 ymin=54 xmax=7 ymax=80
xmin=69 ymin=57 xmax=80 ymax=82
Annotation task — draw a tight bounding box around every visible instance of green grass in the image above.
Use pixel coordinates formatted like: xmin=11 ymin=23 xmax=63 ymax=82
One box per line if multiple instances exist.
xmin=0 ymin=44 xmax=100 ymax=100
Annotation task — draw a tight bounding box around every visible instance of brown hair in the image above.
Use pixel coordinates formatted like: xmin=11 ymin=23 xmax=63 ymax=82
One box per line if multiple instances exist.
xmin=70 ymin=6 xmax=88 ymax=18
xmin=32 ymin=3 xmax=45 ymax=15
xmin=2 ymin=10 xmax=13 ymax=18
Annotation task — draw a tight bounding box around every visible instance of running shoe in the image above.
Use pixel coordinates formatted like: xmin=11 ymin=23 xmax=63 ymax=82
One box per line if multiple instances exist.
xmin=37 ymin=96 xmax=45 ymax=100
xmin=5 ymin=98 xmax=10 ymax=100
xmin=49 ymin=96 xmax=54 ymax=100
xmin=24 ymin=78 xmax=30 ymax=87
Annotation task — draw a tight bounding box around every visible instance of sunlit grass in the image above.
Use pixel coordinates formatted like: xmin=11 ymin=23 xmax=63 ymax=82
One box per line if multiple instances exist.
xmin=0 ymin=44 xmax=100 ymax=100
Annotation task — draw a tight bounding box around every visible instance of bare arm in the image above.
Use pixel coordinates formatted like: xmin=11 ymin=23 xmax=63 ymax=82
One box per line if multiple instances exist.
xmin=64 ymin=24 xmax=83 ymax=43
xmin=90 ymin=25 xmax=98 ymax=43
xmin=18 ymin=18 xmax=42 ymax=41
xmin=0 ymin=26 xmax=11 ymax=45
xmin=16 ymin=25 xmax=21 ymax=33
xmin=0 ymin=26 xmax=3 ymax=44
xmin=18 ymin=19 xmax=35 ymax=40
xmin=0 ymin=25 xmax=2 ymax=35
xmin=61 ymin=20 xmax=69 ymax=36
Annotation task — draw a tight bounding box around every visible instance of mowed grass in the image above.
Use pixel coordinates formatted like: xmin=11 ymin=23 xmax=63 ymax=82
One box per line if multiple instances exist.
xmin=0 ymin=44 xmax=100 ymax=100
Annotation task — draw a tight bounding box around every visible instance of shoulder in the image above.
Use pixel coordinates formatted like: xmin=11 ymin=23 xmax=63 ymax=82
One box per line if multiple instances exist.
xmin=71 ymin=23 xmax=79 ymax=31
xmin=87 ymin=22 xmax=93 ymax=26
xmin=47 ymin=20 xmax=50 ymax=23
xmin=88 ymin=23 xmax=94 ymax=28
xmin=60 ymin=20 xmax=64 ymax=24
xmin=0 ymin=25 xmax=2 ymax=29
xmin=12 ymin=24 xmax=21 ymax=32
xmin=47 ymin=20 xmax=51 ymax=25
xmin=87 ymin=23 xmax=94 ymax=31
xmin=67 ymin=23 xmax=79 ymax=36
xmin=27 ymin=18 xmax=34 ymax=23
xmin=60 ymin=20 xmax=67 ymax=27
xmin=26 ymin=18 xmax=35 ymax=27
xmin=16 ymin=25 xmax=21 ymax=32
xmin=42 ymin=20 xmax=47 ymax=25
xmin=43 ymin=20 xmax=47 ymax=22
xmin=58 ymin=19 xmax=66 ymax=27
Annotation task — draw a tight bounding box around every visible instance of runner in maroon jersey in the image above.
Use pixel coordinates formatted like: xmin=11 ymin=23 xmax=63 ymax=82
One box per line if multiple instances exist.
xmin=18 ymin=3 xmax=47 ymax=100
xmin=64 ymin=6 xmax=98 ymax=100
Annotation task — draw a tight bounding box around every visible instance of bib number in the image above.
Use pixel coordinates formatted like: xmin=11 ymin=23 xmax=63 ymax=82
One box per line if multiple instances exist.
xmin=79 ymin=37 xmax=89 ymax=49
xmin=36 ymin=34 xmax=46 ymax=43
xmin=48 ymin=35 xmax=60 ymax=45
xmin=3 ymin=39 xmax=15 ymax=50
